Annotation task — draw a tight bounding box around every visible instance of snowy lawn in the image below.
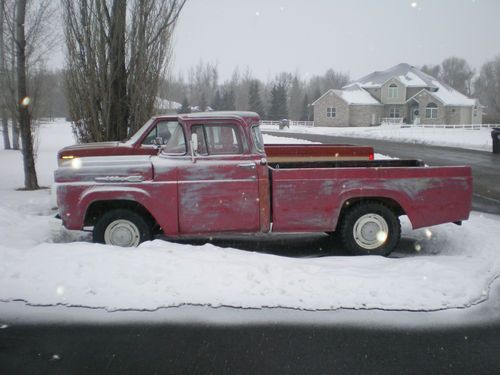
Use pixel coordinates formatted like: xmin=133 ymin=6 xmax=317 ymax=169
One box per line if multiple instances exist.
xmin=261 ymin=123 xmax=497 ymax=152
xmin=0 ymin=120 xmax=499 ymax=312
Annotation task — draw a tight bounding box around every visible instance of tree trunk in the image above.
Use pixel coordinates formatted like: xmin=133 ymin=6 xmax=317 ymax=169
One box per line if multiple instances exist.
xmin=16 ymin=0 xmax=39 ymax=190
xmin=10 ymin=2 xmax=19 ymax=149
xmin=108 ymin=0 xmax=128 ymax=141
xmin=0 ymin=0 xmax=10 ymax=149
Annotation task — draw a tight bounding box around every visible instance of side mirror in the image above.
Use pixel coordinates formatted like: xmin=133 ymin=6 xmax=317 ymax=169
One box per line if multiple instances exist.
xmin=190 ymin=133 xmax=198 ymax=163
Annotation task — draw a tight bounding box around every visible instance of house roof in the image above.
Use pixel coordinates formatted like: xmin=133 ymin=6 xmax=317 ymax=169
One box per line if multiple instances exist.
xmin=407 ymin=81 xmax=478 ymax=107
xmin=312 ymin=85 xmax=381 ymax=106
xmin=427 ymin=80 xmax=477 ymax=106
xmin=345 ymin=63 xmax=438 ymax=89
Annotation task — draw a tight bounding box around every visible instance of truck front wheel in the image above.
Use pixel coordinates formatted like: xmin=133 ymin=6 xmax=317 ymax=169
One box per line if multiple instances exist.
xmin=93 ymin=209 xmax=153 ymax=247
xmin=340 ymin=202 xmax=400 ymax=256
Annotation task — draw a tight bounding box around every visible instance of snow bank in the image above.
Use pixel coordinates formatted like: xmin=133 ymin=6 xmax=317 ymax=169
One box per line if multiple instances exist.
xmin=0 ymin=120 xmax=499 ymax=312
xmin=261 ymin=124 xmax=495 ymax=152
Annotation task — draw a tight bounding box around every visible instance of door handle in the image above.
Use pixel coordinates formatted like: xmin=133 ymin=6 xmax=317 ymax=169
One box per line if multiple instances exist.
xmin=237 ymin=162 xmax=256 ymax=169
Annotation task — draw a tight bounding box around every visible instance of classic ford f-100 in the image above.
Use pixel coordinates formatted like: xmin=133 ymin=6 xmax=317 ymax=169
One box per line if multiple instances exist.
xmin=55 ymin=111 xmax=472 ymax=256
xmin=57 ymin=115 xmax=375 ymax=163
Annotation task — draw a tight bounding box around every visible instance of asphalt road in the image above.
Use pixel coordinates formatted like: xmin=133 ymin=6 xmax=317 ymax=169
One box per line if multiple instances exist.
xmin=265 ymin=130 xmax=500 ymax=215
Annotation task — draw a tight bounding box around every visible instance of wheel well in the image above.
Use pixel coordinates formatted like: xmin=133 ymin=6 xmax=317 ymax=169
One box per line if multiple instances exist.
xmin=84 ymin=200 xmax=158 ymax=228
xmin=336 ymin=198 xmax=405 ymax=230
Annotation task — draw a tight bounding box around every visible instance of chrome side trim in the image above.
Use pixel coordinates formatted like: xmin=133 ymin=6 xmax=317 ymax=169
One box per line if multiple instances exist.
xmin=94 ymin=175 xmax=145 ymax=183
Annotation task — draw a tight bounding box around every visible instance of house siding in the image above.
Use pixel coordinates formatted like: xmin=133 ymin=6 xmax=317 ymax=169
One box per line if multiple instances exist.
xmin=414 ymin=91 xmax=445 ymax=125
xmin=349 ymin=105 xmax=383 ymax=126
xmin=472 ymin=106 xmax=482 ymax=124
xmin=313 ymin=92 xmax=350 ymax=127
xmin=406 ymin=87 xmax=424 ymax=101
xmin=381 ymin=79 xmax=406 ymax=104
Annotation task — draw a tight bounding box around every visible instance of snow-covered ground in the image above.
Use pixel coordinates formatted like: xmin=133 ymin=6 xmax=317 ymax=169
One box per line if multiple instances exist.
xmin=261 ymin=123 xmax=497 ymax=152
xmin=0 ymin=120 xmax=499 ymax=313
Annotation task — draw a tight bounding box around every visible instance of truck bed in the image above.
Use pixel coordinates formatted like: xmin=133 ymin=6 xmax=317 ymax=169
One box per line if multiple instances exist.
xmin=268 ymin=159 xmax=424 ymax=169
xmin=269 ymin=163 xmax=472 ymax=233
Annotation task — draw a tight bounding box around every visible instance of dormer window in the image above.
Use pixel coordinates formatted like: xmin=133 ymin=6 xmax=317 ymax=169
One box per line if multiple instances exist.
xmin=426 ymin=102 xmax=438 ymax=119
xmin=388 ymin=84 xmax=398 ymax=99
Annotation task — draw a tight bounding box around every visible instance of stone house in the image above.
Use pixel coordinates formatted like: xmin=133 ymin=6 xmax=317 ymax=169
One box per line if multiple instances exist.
xmin=312 ymin=63 xmax=482 ymax=127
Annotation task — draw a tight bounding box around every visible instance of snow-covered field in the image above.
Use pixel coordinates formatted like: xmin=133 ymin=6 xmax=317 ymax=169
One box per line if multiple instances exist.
xmin=0 ymin=120 xmax=499 ymax=312
xmin=261 ymin=123 xmax=497 ymax=152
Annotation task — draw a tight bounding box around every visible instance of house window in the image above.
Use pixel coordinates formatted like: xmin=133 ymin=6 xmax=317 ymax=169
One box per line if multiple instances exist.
xmin=426 ymin=103 xmax=438 ymax=119
xmin=388 ymin=83 xmax=398 ymax=99
xmin=327 ymin=107 xmax=336 ymax=118
xmin=473 ymin=105 xmax=478 ymax=117
xmin=389 ymin=108 xmax=400 ymax=118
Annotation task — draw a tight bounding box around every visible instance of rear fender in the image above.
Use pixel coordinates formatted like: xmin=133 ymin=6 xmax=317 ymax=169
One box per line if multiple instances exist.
xmin=333 ymin=190 xmax=412 ymax=230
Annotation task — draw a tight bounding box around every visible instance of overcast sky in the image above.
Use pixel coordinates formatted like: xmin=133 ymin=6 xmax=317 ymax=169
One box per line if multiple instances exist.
xmin=169 ymin=0 xmax=500 ymax=82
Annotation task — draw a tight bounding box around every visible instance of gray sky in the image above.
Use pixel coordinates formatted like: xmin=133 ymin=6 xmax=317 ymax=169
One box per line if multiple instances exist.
xmin=170 ymin=0 xmax=500 ymax=82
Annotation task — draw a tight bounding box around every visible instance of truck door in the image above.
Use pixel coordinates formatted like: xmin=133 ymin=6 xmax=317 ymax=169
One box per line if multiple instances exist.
xmin=177 ymin=122 xmax=260 ymax=233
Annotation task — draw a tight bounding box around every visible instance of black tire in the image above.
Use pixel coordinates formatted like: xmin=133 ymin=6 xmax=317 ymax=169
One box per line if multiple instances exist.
xmin=339 ymin=202 xmax=400 ymax=256
xmin=93 ymin=209 xmax=153 ymax=247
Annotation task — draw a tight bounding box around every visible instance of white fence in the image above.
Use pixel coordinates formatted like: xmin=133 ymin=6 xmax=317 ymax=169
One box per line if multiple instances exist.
xmin=381 ymin=123 xmax=500 ymax=130
xmin=380 ymin=118 xmax=404 ymax=125
xmin=261 ymin=120 xmax=315 ymax=127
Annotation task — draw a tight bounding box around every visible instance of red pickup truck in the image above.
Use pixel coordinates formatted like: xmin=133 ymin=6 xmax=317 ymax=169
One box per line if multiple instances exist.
xmin=55 ymin=111 xmax=472 ymax=256
xmin=57 ymin=114 xmax=375 ymax=163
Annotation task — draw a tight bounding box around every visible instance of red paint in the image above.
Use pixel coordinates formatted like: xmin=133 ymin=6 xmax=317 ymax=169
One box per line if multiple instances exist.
xmin=55 ymin=112 xmax=472 ymax=238
xmin=58 ymin=116 xmax=374 ymax=162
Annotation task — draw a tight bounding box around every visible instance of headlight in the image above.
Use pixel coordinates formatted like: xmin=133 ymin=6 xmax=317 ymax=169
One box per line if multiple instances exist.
xmin=71 ymin=158 xmax=82 ymax=169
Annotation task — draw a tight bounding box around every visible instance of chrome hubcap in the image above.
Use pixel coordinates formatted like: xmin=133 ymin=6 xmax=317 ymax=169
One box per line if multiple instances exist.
xmin=353 ymin=214 xmax=389 ymax=250
xmin=104 ymin=220 xmax=141 ymax=247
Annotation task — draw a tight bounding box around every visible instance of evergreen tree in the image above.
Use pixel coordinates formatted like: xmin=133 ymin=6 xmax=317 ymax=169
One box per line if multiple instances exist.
xmin=268 ymin=83 xmax=288 ymax=120
xmin=288 ymin=76 xmax=303 ymax=120
xmin=313 ymin=88 xmax=322 ymax=102
xmin=199 ymin=92 xmax=207 ymax=112
xmin=300 ymin=94 xmax=310 ymax=121
xmin=248 ymin=80 xmax=265 ymax=117
xmin=178 ymin=97 xmax=191 ymax=114
xmin=211 ymin=89 xmax=222 ymax=111
xmin=221 ymin=88 xmax=235 ymax=110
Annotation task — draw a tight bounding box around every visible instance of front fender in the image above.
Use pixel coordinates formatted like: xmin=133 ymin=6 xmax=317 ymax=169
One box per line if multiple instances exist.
xmin=59 ymin=182 xmax=178 ymax=234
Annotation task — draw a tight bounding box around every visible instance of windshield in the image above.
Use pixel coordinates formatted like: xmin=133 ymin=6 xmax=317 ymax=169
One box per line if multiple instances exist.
xmin=125 ymin=118 xmax=155 ymax=145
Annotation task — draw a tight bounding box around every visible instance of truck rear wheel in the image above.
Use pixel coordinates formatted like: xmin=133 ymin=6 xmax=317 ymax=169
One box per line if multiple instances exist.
xmin=340 ymin=202 xmax=400 ymax=256
xmin=93 ymin=209 xmax=153 ymax=247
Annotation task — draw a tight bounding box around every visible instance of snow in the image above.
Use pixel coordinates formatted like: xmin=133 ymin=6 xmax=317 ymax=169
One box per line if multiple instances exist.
xmin=314 ymin=86 xmax=380 ymax=106
xmin=430 ymin=80 xmax=477 ymax=106
xmin=399 ymin=71 xmax=429 ymax=87
xmin=155 ymin=97 xmax=181 ymax=111
xmin=0 ymin=120 xmax=499 ymax=313
xmin=261 ymin=123 xmax=495 ymax=152
xmin=335 ymin=86 xmax=381 ymax=105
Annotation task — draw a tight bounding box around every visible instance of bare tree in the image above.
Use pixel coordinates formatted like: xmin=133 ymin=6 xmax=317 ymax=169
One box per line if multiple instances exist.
xmin=441 ymin=57 xmax=475 ymax=96
xmin=0 ymin=0 xmax=10 ymax=149
xmin=420 ymin=64 xmax=441 ymax=79
xmin=475 ymin=55 xmax=500 ymax=123
xmin=64 ymin=0 xmax=186 ymax=142
xmin=2 ymin=0 xmax=57 ymax=152
xmin=16 ymin=0 xmax=38 ymax=189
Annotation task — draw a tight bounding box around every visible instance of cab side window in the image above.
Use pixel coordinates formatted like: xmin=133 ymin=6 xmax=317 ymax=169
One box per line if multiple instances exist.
xmin=192 ymin=124 xmax=243 ymax=155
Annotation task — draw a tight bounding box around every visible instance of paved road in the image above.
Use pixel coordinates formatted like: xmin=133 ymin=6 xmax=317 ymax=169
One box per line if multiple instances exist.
xmin=265 ymin=131 xmax=500 ymax=215
xmin=2 ymin=281 xmax=500 ymax=375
